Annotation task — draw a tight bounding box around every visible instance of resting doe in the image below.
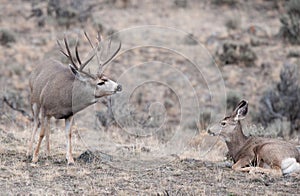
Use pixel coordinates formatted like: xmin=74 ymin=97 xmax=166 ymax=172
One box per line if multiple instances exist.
xmin=209 ymin=100 xmax=300 ymax=176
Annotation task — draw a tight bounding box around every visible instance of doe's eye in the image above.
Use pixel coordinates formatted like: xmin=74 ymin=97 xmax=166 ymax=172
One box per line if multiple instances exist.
xmin=97 ymin=81 xmax=105 ymax=86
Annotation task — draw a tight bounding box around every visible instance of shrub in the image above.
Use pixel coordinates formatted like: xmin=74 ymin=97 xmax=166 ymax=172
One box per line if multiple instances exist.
xmin=225 ymin=17 xmax=240 ymax=30
xmin=44 ymin=0 xmax=93 ymax=28
xmin=226 ymin=92 xmax=241 ymax=111
xmin=279 ymin=0 xmax=300 ymax=44
xmin=0 ymin=29 xmax=16 ymax=46
xmin=257 ymin=63 xmax=300 ymax=137
xmin=212 ymin=0 xmax=239 ymax=6
xmin=217 ymin=41 xmax=257 ymax=67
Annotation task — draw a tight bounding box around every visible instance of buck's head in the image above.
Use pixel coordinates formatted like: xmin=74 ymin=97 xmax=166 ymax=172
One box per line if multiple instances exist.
xmin=59 ymin=32 xmax=122 ymax=99
xmin=69 ymin=66 xmax=122 ymax=98
xmin=208 ymin=100 xmax=248 ymax=142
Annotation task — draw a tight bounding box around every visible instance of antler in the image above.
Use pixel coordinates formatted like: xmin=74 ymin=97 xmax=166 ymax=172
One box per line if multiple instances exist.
xmin=57 ymin=35 xmax=97 ymax=79
xmin=84 ymin=31 xmax=121 ymax=77
xmin=57 ymin=38 xmax=78 ymax=70
xmin=57 ymin=32 xmax=121 ymax=78
xmin=97 ymin=39 xmax=121 ymax=77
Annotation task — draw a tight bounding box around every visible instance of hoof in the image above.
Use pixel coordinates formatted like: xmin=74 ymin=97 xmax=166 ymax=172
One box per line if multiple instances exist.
xmin=66 ymin=157 xmax=75 ymax=165
xmin=30 ymin=163 xmax=38 ymax=167
xmin=32 ymin=155 xmax=39 ymax=163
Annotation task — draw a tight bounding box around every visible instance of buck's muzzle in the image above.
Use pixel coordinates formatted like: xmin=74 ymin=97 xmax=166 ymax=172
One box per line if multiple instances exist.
xmin=116 ymin=84 xmax=122 ymax=92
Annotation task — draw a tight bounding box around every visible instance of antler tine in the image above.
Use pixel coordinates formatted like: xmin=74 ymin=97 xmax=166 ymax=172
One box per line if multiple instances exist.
xmin=84 ymin=31 xmax=95 ymax=49
xmin=57 ymin=40 xmax=70 ymax=58
xmin=79 ymin=52 xmax=96 ymax=71
xmin=98 ymin=41 xmax=121 ymax=76
xmin=91 ymin=31 xmax=103 ymax=73
xmin=78 ymin=32 xmax=98 ymax=71
xmin=63 ymin=37 xmax=78 ymax=70
xmin=107 ymin=37 xmax=112 ymax=58
xmin=97 ymin=31 xmax=102 ymax=43
xmin=80 ymin=70 xmax=97 ymax=80
xmin=75 ymin=40 xmax=82 ymax=66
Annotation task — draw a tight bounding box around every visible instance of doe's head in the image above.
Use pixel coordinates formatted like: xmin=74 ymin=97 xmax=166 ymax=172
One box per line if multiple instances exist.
xmin=208 ymin=100 xmax=248 ymax=141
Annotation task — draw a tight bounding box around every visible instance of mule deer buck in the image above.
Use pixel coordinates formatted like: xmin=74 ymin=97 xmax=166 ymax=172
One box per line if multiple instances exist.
xmin=27 ymin=32 xmax=122 ymax=165
xmin=209 ymin=100 xmax=300 ymax=176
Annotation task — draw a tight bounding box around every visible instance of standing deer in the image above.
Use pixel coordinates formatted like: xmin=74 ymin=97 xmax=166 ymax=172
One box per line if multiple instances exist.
xmin=209 ymin=100 xmax=300 ymax=176
xmin=27 ymin=33 xmax=122 ymax=165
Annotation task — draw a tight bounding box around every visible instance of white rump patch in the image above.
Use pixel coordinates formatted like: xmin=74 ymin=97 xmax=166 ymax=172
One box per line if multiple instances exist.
xmin=281 ymin=158 xmax=300 ymax=175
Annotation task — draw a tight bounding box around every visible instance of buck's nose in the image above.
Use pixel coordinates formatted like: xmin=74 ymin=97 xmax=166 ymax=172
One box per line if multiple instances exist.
xmin=116 ymin=84 xmax=122 ymax=92
xmin=207 ymin=129 xmax=215 ymax=136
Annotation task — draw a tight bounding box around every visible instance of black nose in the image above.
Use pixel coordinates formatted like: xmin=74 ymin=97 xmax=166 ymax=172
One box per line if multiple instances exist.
xmin=207 ymin=129 xmax=215 ymax=136
xmin=116 ymin=84 xmax=122 ymax=92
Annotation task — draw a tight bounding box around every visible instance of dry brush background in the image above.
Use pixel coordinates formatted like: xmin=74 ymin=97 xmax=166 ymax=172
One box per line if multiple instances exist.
xmin=1 ymin=0 xmax=300 ymax=195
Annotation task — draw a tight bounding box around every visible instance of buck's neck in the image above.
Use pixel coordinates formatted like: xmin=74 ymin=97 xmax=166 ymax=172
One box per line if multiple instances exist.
xmin=226 ymin=121 xmax=248 ymax=161
xmin=71 ymin=80 xmax=97 ymax=114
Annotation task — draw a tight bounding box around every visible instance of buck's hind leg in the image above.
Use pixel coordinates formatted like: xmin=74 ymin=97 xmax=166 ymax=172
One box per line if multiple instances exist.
xmin=27 ymin=103 xmax=40 ymax=157
xmin=32 ymin=110 xmax=46 ymax=163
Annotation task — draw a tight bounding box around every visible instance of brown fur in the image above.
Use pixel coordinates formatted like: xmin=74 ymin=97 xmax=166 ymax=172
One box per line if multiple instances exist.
xmin=27 ymin=35 xmax=122 ymax=165
xmin=209 ymin=100 xmax=300 ymax=176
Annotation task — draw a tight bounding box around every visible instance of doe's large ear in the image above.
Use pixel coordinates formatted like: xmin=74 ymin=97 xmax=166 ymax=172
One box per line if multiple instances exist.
xmin=232 ymin=100 xmax=248 ymax=121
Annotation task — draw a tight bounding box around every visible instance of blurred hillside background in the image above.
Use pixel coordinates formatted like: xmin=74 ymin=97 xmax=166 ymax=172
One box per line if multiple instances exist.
xmin=1 ymin=0 xmax=300 ymax=194
xmin=1 ymin=0 xmax=300 ymax=138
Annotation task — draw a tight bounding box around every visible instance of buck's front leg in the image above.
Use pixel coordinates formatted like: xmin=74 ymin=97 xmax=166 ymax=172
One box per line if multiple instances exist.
xmin=65 ymin=116 xmax=75 ymax=165
xmin=27 ymin=103 xmax=40 ymax=157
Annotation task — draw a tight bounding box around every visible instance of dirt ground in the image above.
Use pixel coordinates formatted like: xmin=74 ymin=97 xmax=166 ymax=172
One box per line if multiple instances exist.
xmin=1 ymin=0 xmax=300 ymax=195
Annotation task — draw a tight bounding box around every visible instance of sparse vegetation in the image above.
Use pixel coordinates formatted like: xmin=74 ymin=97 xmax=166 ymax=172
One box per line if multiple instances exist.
xmin=183 ymin=33 xmax=198 ymax=45
xmin=1 ymin=0 xmax=300 ymax=194
xmin=174 ymin=0 xmax=188 ymax=8
xmin=279 ymin=0 xmax=300 ymax=44
xmin=29 ymin=0 xmax=95 ymax=28
xmin=199 ymin=111 xmax=211 ymax=131
xmin=0 ymin=29 xmax=16 ymax=46
xmin=217 ymin=41 xmax=257 ymax=67
xmin=225 ymin=17 xmax=240 ymax=30
xmin=212 ymin=0 xmax=239 ymax=6
xmin=256 ymin=63 xmax=300 ymax=137
xmin=226 ymin=91 xmax=241 ymax=111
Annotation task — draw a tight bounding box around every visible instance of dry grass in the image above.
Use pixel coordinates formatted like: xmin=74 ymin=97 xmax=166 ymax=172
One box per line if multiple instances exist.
xmin=1 ymin=0 xmax=300 ymax=195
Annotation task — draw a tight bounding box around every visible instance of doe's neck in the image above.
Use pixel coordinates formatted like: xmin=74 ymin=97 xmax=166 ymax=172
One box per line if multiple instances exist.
xmin=226 ymin=121 xmax=248 ymax=162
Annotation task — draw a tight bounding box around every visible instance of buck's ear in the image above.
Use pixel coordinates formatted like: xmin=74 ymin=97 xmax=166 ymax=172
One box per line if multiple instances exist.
xmin=232 ymin=100 xmax=248 ymax=121
xmin=69 ymin=64 xmax=83 ymax=80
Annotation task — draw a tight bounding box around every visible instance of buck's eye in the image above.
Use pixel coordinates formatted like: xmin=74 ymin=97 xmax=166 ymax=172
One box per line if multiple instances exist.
xmin=220 ymin=122 xmax=226 ymax=126
xmin=97 ymin=81 xmax=105 ymax=86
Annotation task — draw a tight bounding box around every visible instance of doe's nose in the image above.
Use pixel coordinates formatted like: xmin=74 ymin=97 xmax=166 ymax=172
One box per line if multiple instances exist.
xmin=116 ymin=84 xmax=122 ymax=92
